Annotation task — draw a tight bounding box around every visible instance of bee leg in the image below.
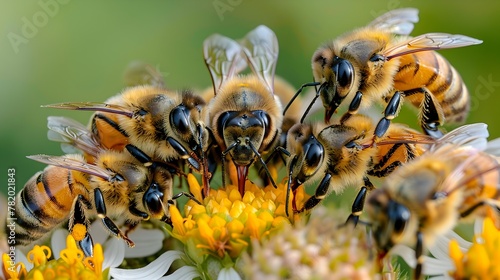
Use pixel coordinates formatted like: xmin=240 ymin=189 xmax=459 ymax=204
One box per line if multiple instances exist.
xmin=129 ymin=202 xmax=150 ymax=220
xmin=94 ymin=188 xmax=135 ymax=247
xmin=70 ymin=195 xmax=94 ymax=257
xmin=459 ymin=201 xmax=485 ymax=218
xmin=372 ymin=91 xmax=402 ymax=144
xmin=167 ymin=136 xmax=201 ymax=171
xmin=414 ymin=231 xmax=424 ymax=280
xmin=124 ymin=222 xmax=140 ymax=237
xmin=295 ymin=173 xmax=332 ymax=214
xmin=344 ymin=177 xmax=374 ymax=226
xmin=340 ymin=91 xmax=363 ymax=124
xmin=344 ymin=187 xmax=368 ymax=227
xmin=420 ymin=91 xmax=444 ymax=138
xmin=283 ymin=81 xmax=320 ymax=119
xmin=79 ymin=233 xmax=94 ymax=258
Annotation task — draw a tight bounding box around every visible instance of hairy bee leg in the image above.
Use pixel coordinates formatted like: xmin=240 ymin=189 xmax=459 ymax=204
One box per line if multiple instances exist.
xmin=371 ymin=91 xmax=402 ymax=147
xmin=283 ymin=81 xmax=320 ymax=118
xmin=414 ymin=231 xmax=424 ymax=280
xmin=295 ymin=173 xmax=332 ymax=214
xmin=420 ymin=91 xmax=444 ymax=138
xmin=129 ymin=202 xmax=149 ymax=220
xmin=166 ymin=136 xmax=201 ymax=171
xmin=94 ymin=188 xmax=135 ymax=247
xmin=344 ymin=187 xmax=368 ymax=227
xmin=340 ymin=91 xmax=363 ymax=124
xmin=459 ymin=201 xmax=486 ymax=218
xmin=344 ymin=177 xmax=374 ymax=226
xmin=70 ymin=195 xmax=94 ymax=257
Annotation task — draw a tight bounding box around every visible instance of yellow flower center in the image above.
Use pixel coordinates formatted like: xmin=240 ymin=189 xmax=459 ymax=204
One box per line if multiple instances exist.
xmin=168 ymin=173 xmax=308 ymax=262
xmin=449 ymin=216 xmax=500 ymax=279
xmin=2 ymin=235 xmax=105 ymax=280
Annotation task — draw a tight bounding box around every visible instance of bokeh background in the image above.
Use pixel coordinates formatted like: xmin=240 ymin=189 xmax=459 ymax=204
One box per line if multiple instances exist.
xmin=1 ymin=0 xmax=499 ymax=197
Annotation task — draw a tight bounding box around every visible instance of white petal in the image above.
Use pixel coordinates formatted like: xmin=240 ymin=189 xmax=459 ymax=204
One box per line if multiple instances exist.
xmin=217 ymin=267 xmax=242 ymax=280
xmin=428 ymin=276 xmax=453 ymax=280
xmin=109 ymin=250 xmax=184 ymax=280
xmin=17 ymin=248 xmax=32 ymax=271
xmin=442 ymin=230 xmax=472 ymax=249
xmin=89 ymin=220 xmax=110 ymax=245
xmin=103 ymin=237 xmax=126 ymax=269
xmin=160 ymin=265 xmax=201 ymax=280
xmin=421 ymin=255 xmax=454 ymax=276
xmin=474 ymin=217 xmax=484 ymax=235
xmin=391 ymin=244 xmax=455 ymax=277
xmin=390 ymin=244 xmax=417 ymax=268
xmin=51 ymin=229 xmax=69 ymax=259
xmin=124 ymin=228 xmax=165 ymax=258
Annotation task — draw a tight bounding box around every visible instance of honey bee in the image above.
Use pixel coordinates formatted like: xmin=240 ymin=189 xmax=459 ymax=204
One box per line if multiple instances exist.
xmin=366 ymin=123 xmax=498 ymax=279
xmin=203 ymin=25 xmax=283 ymax=194
xmin=44 ymin=83 xmax=213 ymax=194
xmin=285 ymin=113 xmax=434 ymax=218
xmin=285 ymin=8 xmax=482 ymax=139
xmin=12 ymin=143 xmax=195 ymax=257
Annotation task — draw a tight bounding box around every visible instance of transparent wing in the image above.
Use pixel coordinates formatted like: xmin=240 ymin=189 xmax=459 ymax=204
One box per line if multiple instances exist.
xmin=42 ymin=102 xmax=133 ymax=118
xmin=27 ymin=154 xmax=112 ymax=180
xmin=485 ymin=138 xmax=500 ymax=157
xmin=240 ymin=25 xmax=279 ymax=92
xmin=373 ymin=132 xmax=435 ymax=146
xmin=384 ymin=33 xmax=483 ymax=60
xmin=432 ymin=123 xmax=489 ymax=152
xmin=203 ymin=34 xmax=247 ymax=94
xmin=123 ymin=60 xmax=166 ymax=88
xmin=367 ymin=7 xmax=419 ymax=35
xmin=441 ymin=149 xmax=500 ymax=195
xmin=47 ymin=116 xmax=102 ymax=158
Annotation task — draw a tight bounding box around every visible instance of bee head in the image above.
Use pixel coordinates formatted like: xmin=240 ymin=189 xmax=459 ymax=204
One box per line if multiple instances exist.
xmin=367 ymin=189 xmax=411 ymax=252
xmin=313 ymin=50 xmax=355 ymax=123
xmin=142 ymin=167 xmax=173 ymax=220
xmin=219 ymin=110 xmax=270 ymax=166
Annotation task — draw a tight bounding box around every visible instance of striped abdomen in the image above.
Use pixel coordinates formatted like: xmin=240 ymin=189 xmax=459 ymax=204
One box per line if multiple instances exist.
xmin=13 ymin=166 xmax=90 ymax=245
xmin=393 ymin=51 xmax=470 ymax=123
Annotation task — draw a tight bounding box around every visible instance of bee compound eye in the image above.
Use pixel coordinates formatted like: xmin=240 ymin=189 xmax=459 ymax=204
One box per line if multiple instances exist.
xmin=332 ymin=57 xmax=354 ymax=89
xmin=170 ymin=105 xmax=190 ymax=135
xmin=303 ymin=137 xmax=324 ymax=169
xmin=143 ymin=183 xmax=164 ymax=216
xmin=388 ymin=201 xmax=410 ymax=235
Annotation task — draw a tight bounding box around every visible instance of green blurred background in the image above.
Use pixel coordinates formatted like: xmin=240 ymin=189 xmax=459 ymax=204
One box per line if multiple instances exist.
xmin=1 ymin=0 xmax=499 ymax=197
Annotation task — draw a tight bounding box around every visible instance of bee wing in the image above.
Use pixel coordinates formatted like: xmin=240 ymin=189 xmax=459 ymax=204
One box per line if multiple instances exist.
xmin=240 ymin=25 xmax=279 ymax=93
xmin=42 ymin=102 xmax=133 ymax=118
xmin=123 ymin=60 xmax=165 ymax=88
xmin=367 ymin=7 xmax=419 ymax=35
xmin=27 ymin=154 xmax=112 ymax=180
xmin=485 ymin=138 xmax=500 ymax=157
xmin=372 ymin=132 xmax=435 ymax=146
xmin=203 ymin=34 xmax=247 ymax=94
xmin=433 ymin=123 xmax=489 ymax=152
xmin=440 ymin=149 xmax=500 ymax=196
xmin=47 ymin=116 xmax=102 ymax=158
xmin=384 ymin=33 xmax=483 ymax=60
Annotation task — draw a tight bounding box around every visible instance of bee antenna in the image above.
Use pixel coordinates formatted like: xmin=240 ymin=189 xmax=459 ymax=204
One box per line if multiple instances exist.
xmin=172 ymin=191 xmax=202 ymax=205
xmin=283 ymin=81 xmax=320 ymax=117
xmin=248 ymin=140 xmax=279 ymax=190
xmin=300 ymin=82 xmax=324 ymax=123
